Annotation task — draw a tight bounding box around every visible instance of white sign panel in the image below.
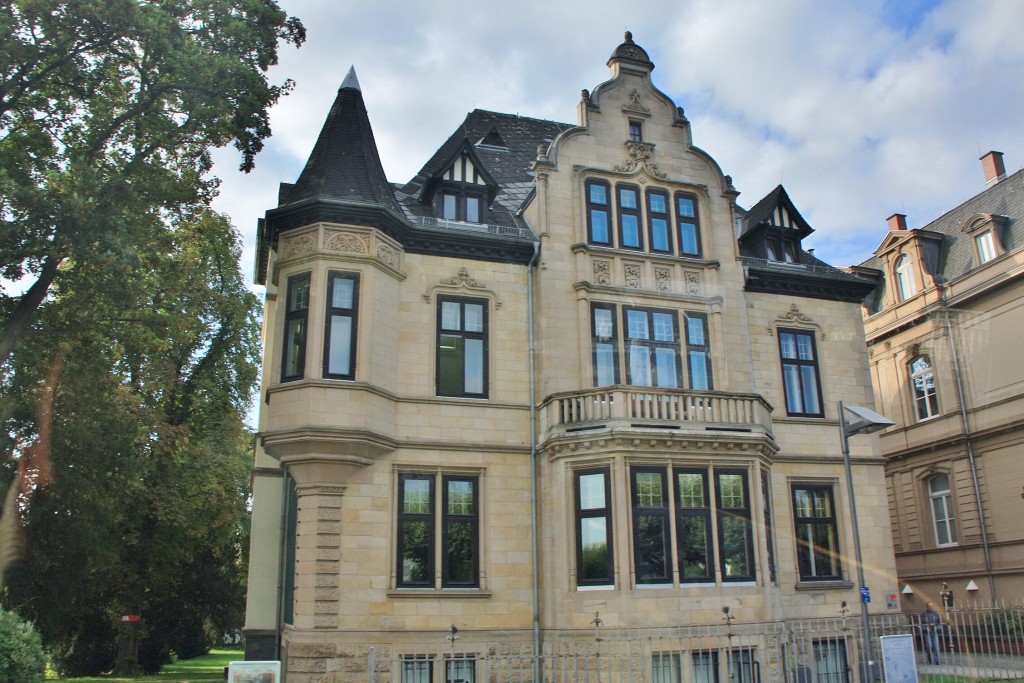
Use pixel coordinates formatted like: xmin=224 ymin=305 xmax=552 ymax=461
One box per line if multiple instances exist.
xmin=880 ymin=634 xmax=918 ymax=683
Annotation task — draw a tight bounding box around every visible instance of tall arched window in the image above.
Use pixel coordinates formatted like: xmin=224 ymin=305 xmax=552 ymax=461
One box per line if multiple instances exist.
xmin=910 ymin=355 xmax=939 ymax=421
xmin=895 ymin=254 xmax=916 ymax=301
xmin=928 ymin=474 xmax=958 ymax=546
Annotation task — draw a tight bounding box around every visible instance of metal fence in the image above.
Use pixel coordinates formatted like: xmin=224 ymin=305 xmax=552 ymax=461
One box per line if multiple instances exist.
xmin=367 ymin=604 xmax=1024 ymax=683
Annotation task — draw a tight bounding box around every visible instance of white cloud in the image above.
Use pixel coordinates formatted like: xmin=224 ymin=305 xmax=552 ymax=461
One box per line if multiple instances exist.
xmin=211 ymin=0 xmax=1024 ymax=282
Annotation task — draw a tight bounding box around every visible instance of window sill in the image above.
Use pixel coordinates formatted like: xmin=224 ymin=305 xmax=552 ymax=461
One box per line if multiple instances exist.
xmin=388 ymin=588 xmax=491 ymax=599
xmin=576 ymin=584 xmax=615 ymax=592
xmin=794 ymin=580 xmax=854 ymax=591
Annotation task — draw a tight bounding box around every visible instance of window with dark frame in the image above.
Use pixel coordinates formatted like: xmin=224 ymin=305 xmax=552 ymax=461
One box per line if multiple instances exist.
xmin=716 ymin=470 xmax=755 ymax=581
xmin=676 ymin=193 xmax=702 ymax=257
xmin=778 ymin=328 xmax=824 ymax=417
xmin=575 ymin=468 xmax=614 ymax=586
xmin=401 ymin=657 xmax=432 ymax=683
xmin=437 ymin=296 xmax=488 ymax=398
xmin=761 ymin=470 xmax=777 ymax=585
xmin=396 ymin=473 xmax=480 ymax=589
xmin=323 ymin=272 xmax=358 ymax=379
xmin=676 ymin=468 xmax=713 ymax=583
xmin=683 ymin=313 xmax=713 ymax=390
xmin=647 ymin=189 xmax=672 ymax=253
xmin=792 ymin=485 xmax=842 ymax=581
xmin=692 ymin=652 xmax=719 ymax=683
xmin=397 ymin=474 xmax=434 ymax=587
xmin=586 ymin=179 xmax=612 ymax=245
xmin=629 ymin=120 xmax=643 ymax=142
xmin=617 ymin=185 xmax=643 ymax=250
xmin=282 ymin=272 xmax=311 ymax=382
xmin=592 ymin=303 xmax=620 ymax=387
xmin=446 ymin=657 xmax=476 ymax=683
xmin=440 ymin=189 xmax=484 ymax=223
xmin=631 ymin=468 xmax=671 ymax=584
xmin=813 ymin=640 xmax=849 ymax=683
xmin=651 ymin=653 xmax=682 ymax=683
xmin=624 ymin=306 xmax=681 ymax=388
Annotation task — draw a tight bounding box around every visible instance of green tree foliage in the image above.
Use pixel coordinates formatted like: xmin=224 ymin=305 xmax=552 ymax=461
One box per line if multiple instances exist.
xmin=0 ymin=607 xmax=46 ymax=683
xmin=0 ymin=0 xmax=303 ymax=674
xmin=0 ymin=0 xmax=304 ymax=362
xmin=4 ymin=209 xmax=261 ymax=675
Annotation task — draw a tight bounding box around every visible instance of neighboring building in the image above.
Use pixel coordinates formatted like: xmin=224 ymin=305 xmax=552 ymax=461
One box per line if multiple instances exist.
xmin=244 ymin=34 xmax=897 ymax=683
xmin=862 ymin=152 xmax=1024 ymax=611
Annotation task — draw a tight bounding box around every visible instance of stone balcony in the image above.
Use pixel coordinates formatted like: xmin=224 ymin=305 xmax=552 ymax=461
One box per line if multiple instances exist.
xmin=539 ymin=385 xmax=775 ymax=445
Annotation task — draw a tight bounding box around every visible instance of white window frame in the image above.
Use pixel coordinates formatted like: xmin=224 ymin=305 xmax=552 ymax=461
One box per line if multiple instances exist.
xmin=928 ymin=474 xmax=958 ymax=547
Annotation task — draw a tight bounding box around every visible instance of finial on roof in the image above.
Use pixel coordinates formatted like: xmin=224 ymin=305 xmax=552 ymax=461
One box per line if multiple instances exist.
xmin=608 ymin=32 xmax=654 ymax=71
xmin=339 ymin=66 xmax=361 ymax=92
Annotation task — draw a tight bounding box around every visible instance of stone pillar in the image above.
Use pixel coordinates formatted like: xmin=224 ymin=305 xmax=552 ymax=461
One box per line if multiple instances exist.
xmin=293 ymin=483 xmax=345 ymax=630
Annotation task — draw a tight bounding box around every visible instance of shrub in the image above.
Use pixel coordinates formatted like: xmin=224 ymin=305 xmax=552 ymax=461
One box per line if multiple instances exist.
xmin=0 ymin=608 xmax=46 ymax=683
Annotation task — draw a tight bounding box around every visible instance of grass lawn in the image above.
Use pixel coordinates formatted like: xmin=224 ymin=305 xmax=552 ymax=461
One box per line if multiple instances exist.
xmin=54 ymin=648 xmax=244 ymax=683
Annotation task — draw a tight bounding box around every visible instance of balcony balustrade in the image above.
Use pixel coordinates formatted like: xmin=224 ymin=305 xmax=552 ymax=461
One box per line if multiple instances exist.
xmin=540 ymin=386 xmax=774 ymax=440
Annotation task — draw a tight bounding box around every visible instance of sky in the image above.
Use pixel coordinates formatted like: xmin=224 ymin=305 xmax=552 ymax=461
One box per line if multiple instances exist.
xmin=209 ymin=0 xmax=1024 ymax=287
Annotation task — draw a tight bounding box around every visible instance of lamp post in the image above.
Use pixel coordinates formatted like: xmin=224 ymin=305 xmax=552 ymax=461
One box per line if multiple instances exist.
xmin=838 ymin=401 xmax=894 ymax=683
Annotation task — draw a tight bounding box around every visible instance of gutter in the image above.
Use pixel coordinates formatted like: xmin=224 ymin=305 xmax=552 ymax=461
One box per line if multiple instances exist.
xmin=527 ymin=239 xmax=543 ymax=682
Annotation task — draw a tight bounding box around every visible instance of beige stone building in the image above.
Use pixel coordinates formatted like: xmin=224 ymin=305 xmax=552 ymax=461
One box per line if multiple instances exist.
xmin=244 ymin=34 xmax=897 ymax=683
xmin=862 ymin=151 xmax=1024 ymax=612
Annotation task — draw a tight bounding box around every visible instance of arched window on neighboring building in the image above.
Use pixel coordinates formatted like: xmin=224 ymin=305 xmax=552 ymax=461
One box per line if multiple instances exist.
xmin=895 ymin=254 xmax=916 ymax=301
xmin=928 ymin=473 xmax=958 ymax=547
xmin=910 ymin=355 xmax=939 ymax=421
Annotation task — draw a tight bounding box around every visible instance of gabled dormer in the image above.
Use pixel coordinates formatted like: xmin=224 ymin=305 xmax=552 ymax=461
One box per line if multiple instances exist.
xmin=739 ymin=185 xmax=878 ymax=302
xmin=419 ymin=141 xmax=500 ymax=224
xmin=738 ymin=185 xmax=813 ymax=263
xmin=871 ymin=214 xmax=944 ymax=308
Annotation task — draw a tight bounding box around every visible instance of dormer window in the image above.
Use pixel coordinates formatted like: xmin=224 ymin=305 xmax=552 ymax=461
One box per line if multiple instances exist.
xmin=628 ymin=120 xmax=643 ymax=142
xmin=766 ymin=241 xmax=780 ymax=262
xmin=895 ymin=254 xmax=915 ymax=301
xmin=431 ymin=149 xmax=494 ymax=224
xmin=963 ymin=213 xmax=1007 ymax=266
xmin=975 ymin=231 xmax=997 ymax=263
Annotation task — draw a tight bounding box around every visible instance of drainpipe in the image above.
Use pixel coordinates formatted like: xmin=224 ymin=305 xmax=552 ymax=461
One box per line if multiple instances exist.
xmin=939 ymin=295 xmax=996 ymax=601
xmin=527 ymin=240 xmax=543 ymax=682
xmin=275 ymin=467 xmax=288 ymax=660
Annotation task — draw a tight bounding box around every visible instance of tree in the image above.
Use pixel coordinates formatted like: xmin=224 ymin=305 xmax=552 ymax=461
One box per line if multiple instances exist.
xmin=0 ymin=0 xmax=304 ymax=364
xmin=0 ymin=2 xmax=301 ymax=671
xmin=3 ymin=208 xmax=261 ymax=675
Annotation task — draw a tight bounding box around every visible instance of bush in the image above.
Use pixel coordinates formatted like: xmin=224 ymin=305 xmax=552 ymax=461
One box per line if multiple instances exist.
xmin=0 ymin=608 xmax=46 ymax=683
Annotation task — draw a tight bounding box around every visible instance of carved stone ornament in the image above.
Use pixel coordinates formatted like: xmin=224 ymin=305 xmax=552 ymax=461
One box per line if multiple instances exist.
xmin=624 ymin=264 xmax=642 ymax=289
xmin=777 ymin=304 xmax=813 ymax=324
xmin=283 ymin=233 xmax=316 ymax=258
xmin=622 ymin=89 xmax=651 ymax=116
xmin=614 ymin=141 xmax=667 ymax=179
xmin=684 ymin=270 xmax=701 ymax=295
xmin=324 ymin=231 xmax=368 ymax=254
xmin=593 ymin=260 xmax=611 ymax=286
xmin=655 ymin=267 xmax=671 ymax=292
xmin=441 ymin=268 xmax=484 ymax=289
xmin=375 ymin=242 xmax=399 ymax=268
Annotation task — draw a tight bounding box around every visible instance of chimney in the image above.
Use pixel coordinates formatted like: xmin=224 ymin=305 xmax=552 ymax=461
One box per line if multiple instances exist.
xmin=887 ymin=213 xmax=907 ymax=231
xmin=980 ymin=151 xmax=1006 ymax=185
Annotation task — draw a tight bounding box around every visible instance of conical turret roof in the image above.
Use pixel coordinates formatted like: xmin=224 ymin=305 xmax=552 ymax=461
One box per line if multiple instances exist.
xmin=280 ymin=66 xmax=402 ymax=214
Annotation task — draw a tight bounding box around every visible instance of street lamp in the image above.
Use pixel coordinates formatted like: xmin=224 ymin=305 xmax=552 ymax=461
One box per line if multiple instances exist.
xmin=838 ymin=401 xmax=894 ymax=683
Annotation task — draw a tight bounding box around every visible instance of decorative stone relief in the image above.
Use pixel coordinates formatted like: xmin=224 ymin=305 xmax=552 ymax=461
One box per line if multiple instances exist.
xmin=441 ymin=268 xmax=484 ymax=289
xmin=324 ymin=231 xmax=368 ymax=254
xmin=622 ymin=89 xmax=651 ymax=116
xmin=684 ymin=270 xmax=701 ymax=295
xmin=777 ymin=304 xmax=813 ymax=325
xmin=375 ymin=242 xmax=399 ymax=268
xmin=624 ymin=264 xmax=642 ymax=289
xmin=425 ymin=268 xmax=502 ymax=308
xmin=283 ymin=233 xmax=316 ymax=258
xmin=593 ymin=260 xmax=611 ymax=286
xmin=654 ymin=267 xmax=672 ymax=293
xmin=614 ymin=141 xmax=667 ymax=179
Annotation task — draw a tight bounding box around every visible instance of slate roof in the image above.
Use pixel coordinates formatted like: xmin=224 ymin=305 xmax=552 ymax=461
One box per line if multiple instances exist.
xmin=861 ymin=168 xmax=1024 ymax=313
xmin=738 ymin=185 xmax=879 ymax=303
xmin=278 ymin=67 xmax=403 ymax=215
xmin=398 ymin=109 xmax=574 ymax=225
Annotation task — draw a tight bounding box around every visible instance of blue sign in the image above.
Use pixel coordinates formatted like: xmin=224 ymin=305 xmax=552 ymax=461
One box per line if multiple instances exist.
xmin=861 ymin=586 xmax=871 ymax=603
